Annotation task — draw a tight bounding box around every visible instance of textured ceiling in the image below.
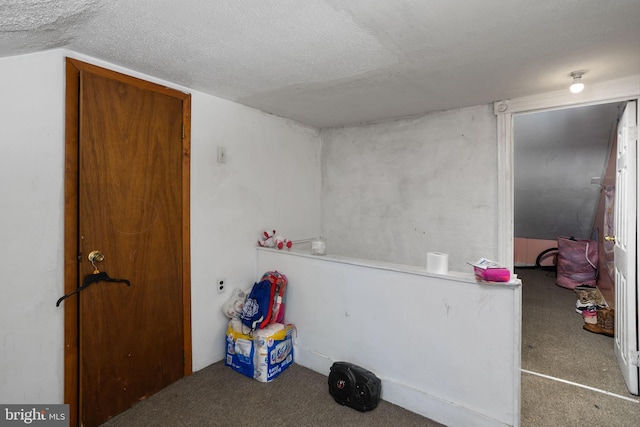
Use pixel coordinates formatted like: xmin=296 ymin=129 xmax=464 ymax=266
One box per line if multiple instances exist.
xmin=1 ymin=0 xmax=639 ymax=128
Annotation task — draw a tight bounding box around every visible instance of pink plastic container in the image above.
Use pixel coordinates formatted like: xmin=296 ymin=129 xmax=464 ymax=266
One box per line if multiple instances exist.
xmin=474 ymin=267 xmax=511 ymax=282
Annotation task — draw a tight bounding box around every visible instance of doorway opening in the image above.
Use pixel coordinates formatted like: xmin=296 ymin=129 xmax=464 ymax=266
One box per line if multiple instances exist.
xmin=513 ymin=102 xmax=622 ymax=296
xmin=513 ymin=102 xmax=638 ymax=423
xmin=494 ymin=78 xmax=640 ymax=423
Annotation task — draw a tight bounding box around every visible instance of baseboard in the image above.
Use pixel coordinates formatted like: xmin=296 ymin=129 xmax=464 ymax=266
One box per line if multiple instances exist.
xmin=293 ymin=344 xmax=514 ymax=427
xmin=514 ymin=262 xmax=535 ymax=267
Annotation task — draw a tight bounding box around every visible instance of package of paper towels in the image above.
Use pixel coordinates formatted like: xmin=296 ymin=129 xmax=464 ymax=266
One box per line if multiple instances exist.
xmin=426 ymin=252 xmax=449 ymax=274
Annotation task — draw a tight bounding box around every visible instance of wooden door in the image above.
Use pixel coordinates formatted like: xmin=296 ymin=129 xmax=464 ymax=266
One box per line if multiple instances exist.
xmin=64 ymin=59 xmax=192 ymax=426
xmin=613 ymin=100 xmax=639 ymax=395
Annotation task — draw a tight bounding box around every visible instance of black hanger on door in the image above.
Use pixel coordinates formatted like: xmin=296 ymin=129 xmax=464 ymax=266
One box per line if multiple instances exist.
xmin=56 ymin=251 xmax=130 ymax=307
xmin=56 ymin=270 xmax=131 ymax=307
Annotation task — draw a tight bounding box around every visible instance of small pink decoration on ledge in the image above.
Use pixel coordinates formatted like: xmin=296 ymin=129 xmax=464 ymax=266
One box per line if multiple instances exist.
xmin=257 ymin=229 xmax=292 ymax=250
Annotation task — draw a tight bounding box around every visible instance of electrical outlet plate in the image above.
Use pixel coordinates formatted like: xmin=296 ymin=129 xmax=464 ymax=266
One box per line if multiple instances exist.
xmin=217 ymin=146 xmax=227 ymax=163
xmin=217 ymin=277 xmax=225 ymax=293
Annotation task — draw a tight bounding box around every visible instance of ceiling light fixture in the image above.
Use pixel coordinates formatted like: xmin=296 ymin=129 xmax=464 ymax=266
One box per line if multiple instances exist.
xmin=569 ymin=71 xmax=585 ymax=93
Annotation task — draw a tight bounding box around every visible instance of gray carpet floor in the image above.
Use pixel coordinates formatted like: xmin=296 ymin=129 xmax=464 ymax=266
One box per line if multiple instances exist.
xmin=99 ymin=267 xmax=640 ymax=426
xmin=100 ymin=361 xmax=443 ymax=427
xmin=519 ymin=267 xmax=640 ymax=426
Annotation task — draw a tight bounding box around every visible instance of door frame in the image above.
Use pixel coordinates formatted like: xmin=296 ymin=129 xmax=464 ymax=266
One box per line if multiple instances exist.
xmin=63 ymin=58 xmax=193 ymax=426
xmin=494 ymin=75 xmax=640 ymax=416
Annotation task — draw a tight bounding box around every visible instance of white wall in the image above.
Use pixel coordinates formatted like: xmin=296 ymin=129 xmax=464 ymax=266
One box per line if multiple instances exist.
xmin=258 ymin=248 xmax=521 ymax=427
xmin=321 ymin=105 xmax=497 ymax=272
xmin=0 ymin=49 xmax=66 ymax=404
xmin=0 ymin=49 xmax=322 ymax=403
xmin=188 ymin=82 xmax=322 ymax=370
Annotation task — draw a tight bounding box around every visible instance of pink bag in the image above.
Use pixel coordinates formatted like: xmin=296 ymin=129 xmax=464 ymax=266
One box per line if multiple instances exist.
xmin=556 ymin=236 xmax=598 ymax=289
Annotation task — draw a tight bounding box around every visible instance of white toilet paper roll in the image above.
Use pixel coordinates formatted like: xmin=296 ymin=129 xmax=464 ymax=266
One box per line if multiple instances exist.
xmin=426 ymin=252 xmax=449 ymax=274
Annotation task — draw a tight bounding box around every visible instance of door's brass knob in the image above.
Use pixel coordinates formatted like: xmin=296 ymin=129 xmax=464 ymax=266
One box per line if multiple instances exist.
xmin=604 ymin=235 xmax=616 ymax=243
xmin=88 ymin=251 xmax=105 ymax=263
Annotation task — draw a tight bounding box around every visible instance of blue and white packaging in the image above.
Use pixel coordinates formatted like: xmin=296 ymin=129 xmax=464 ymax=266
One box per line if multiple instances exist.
xmin=225 ymin=319 xmax=294 ymax=382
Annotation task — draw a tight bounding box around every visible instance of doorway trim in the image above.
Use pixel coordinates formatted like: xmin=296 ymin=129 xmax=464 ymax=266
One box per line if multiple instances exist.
xmin=63 ymin=58 xmax=193 ymax=426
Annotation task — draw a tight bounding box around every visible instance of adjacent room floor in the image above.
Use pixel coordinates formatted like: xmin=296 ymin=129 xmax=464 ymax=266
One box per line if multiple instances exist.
xmin=518 ymin=267 xmax=639 ymax=426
